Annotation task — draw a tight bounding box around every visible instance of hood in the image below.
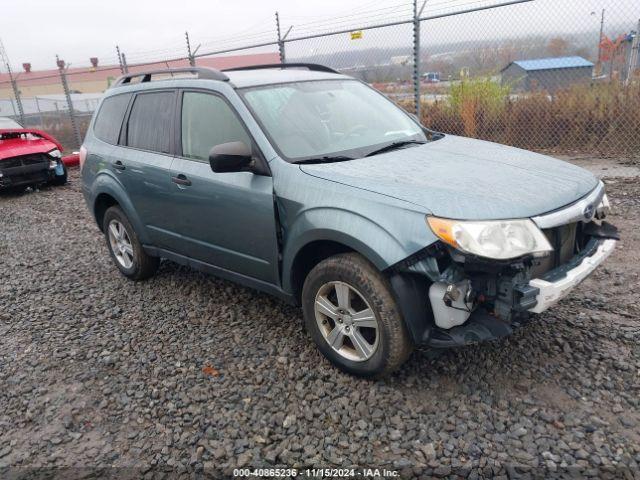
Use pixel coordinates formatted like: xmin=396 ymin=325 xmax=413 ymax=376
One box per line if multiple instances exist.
xmin=0 ymin=129 xmax=61 ymax=161
xmin=299 ymin=135 xmax=599 ymax=220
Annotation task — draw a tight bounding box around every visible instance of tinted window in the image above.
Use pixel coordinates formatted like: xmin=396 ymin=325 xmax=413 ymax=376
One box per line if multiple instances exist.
xmin=127 ymin=92 xmax=174 ymax=153
xmin=181 ymin=92 xmax=251 ymax=161
xmin=93 ymin=93 xmax=131 ymax=144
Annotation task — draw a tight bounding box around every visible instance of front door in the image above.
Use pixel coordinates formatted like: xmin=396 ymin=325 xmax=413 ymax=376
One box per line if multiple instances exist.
xmin=169 ymin=90 xmax=279 ymax=285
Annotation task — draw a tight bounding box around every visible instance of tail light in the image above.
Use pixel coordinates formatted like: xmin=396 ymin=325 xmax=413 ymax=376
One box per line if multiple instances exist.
xmin=79 ymin=145 xmax=88 ymax=171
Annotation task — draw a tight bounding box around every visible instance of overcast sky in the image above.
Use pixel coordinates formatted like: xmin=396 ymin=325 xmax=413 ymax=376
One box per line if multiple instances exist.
xmin=2 ymin=0 xmax=637 ymax=71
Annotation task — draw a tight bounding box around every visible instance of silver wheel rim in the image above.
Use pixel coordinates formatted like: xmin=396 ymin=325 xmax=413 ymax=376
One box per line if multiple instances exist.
xmin=314 ymin=281 xmax=379 ymax=362
xmin=107 ymin=219 xmax=134 ymax=269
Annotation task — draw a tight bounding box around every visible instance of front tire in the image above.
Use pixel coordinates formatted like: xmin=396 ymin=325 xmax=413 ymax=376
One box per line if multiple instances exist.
xmin=103 ymin=206 xmax=159 ymax=281
xmin=302 ymin=253 xmax=413 ymax=378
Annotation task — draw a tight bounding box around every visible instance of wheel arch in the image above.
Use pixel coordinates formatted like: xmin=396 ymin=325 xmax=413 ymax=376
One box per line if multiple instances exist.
xmin=94 ymin=192 xmax=119 ymax=232
xmin=90 ymin=176 xmax=150 ymax=244
xmin=288 ymin=239 xmax=359 ymax=303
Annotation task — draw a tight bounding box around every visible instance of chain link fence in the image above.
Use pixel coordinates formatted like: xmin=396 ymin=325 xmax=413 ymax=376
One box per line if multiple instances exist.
xmin=1 ymin=0 xmax=638 ymax=157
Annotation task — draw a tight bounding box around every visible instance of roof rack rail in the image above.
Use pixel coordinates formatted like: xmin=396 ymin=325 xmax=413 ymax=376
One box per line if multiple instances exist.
xmin=112 ymin=67 xmax=229 ymax=87
xmin=223 ymin=63 xmax=339 ymax=74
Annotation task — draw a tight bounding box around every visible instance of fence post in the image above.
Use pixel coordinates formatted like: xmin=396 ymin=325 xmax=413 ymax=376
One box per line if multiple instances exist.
xmin=413 ymin=0 xmax=427 ymax=118
xmin=626 ymin=18 xmax=640 ymax=84
xmin=116 ymin=45 xmax=125 ymax=74
xmin=276 ymin=12 xmax=285 ymax=63
xmin=186 ymin=31 xmax=196 ymax=67
xmin=9 ymin=77 xmax=24 ymax=125
xmin=56 ymin=55 xmax=82 ymax=148
xmin=35 ymin=96 xmax=43 ymax=127
xmin=0 ymin=39 xmax=25 ymax=124
xmin=121 ymin=52 xmax=129 ymax=74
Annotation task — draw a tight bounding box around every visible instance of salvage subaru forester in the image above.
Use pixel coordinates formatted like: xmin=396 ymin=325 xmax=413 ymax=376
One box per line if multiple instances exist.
xmin=81 ymin=64 xmax=619 ymax=377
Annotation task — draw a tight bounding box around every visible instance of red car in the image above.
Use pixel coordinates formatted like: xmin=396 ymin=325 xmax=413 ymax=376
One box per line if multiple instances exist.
xmin=0 ymin=117 xmax=70 ymax=191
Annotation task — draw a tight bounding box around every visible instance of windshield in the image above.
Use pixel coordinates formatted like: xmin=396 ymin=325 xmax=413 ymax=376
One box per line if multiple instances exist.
xmin=0 ymin=117 xmax=23 ymax=129
xmin=240 ymin=79 xmax=427 ymax=162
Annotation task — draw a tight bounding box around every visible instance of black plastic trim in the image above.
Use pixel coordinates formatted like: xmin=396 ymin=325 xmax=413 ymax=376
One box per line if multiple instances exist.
xmin=426 ymin=309 xmax=513 ymax=348
xmin=143 ymin=246 xmax=295 ymax=305
xmin=113 ymin=67 xmax=229 ymax=87
xmin=389 ymin=273 xmax=434 ymax=345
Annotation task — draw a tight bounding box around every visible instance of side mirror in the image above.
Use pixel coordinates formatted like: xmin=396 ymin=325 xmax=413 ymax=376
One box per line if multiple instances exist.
xmin=209 ymin=141 xmax=253 ymax=173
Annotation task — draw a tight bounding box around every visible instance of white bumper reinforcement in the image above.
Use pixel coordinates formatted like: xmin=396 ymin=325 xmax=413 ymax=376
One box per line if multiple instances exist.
xmin=528 ymin=239 xmax=617 ymax=314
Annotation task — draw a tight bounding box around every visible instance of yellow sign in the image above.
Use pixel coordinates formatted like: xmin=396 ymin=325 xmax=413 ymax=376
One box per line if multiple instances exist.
xmin=350 ymin=31 xmax=363 ymax=40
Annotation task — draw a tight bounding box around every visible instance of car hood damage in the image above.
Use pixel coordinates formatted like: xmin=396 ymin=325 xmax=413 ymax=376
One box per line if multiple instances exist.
xmin=0 ymin=129 xmax=62 ymax=161
xmin=300 ymin=135 xmax=599 ymax=220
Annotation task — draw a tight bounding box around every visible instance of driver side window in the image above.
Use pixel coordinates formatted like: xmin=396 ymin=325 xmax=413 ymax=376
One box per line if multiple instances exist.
xmin=181 ymin=92 xmax=251 ymax=161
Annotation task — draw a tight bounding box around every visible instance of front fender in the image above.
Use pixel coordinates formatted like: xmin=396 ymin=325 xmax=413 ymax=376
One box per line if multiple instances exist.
xmin=282 ymin=207 xmax=417 ymax=293
xmin=89 ymin=171 xmax=151 ymax=245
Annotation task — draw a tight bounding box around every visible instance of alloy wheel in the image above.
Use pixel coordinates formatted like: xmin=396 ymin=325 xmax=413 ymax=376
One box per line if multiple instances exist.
xmin=107 ymin=219 xmax=134 ymax=269
xmin=314 ymin=281 xmax=379 ymax=362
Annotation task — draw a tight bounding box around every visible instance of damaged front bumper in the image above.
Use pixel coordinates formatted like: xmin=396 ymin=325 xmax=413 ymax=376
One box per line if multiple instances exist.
xmin=0 ymin=155 xmax=60 ymax=189
xmin=424 ymin=234 xmax=617 ymax=348
xmin=389 ymin=220 xmax=619 ymax=350
xmin=528 ymin=237 xmax=616 ymax=313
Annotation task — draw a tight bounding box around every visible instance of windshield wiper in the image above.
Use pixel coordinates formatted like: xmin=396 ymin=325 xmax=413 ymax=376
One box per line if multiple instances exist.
xmin=293 ymin=155 xmax=356 ymax=165
xmin=364 ymin=140 xmax=426 ymax=157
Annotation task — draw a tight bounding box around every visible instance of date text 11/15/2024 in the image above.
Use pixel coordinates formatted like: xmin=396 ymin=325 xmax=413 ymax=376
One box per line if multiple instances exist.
xmin=232 ymin=467 xmax=400 ymax=477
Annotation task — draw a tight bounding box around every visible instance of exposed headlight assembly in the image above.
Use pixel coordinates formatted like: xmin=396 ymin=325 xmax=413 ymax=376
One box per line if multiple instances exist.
xmin=595 ymin=193 xmax=610 ymax=219
xmin=427 ymin=216 xmax=553 ymax=260
xmin=48 ymin=149 xmax=62 ymax=158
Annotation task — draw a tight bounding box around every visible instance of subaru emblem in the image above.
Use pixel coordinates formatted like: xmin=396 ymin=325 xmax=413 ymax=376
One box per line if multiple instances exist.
xmin=583 ymin=203 xmax=595 ymax=220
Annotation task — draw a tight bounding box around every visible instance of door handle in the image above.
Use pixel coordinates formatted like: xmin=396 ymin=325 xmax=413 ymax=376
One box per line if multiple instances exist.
xmin=113 ymin=161 xmax=126 ymax=171
xmin=171 ymin=174 xmax=192 ymax=187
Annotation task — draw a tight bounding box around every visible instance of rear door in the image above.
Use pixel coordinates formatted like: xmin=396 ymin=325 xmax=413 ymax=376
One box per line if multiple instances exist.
xmin=116 ymin=90 xmax=180 ymax=250
xmin=168 ymin=89 xmax=280 ymax=284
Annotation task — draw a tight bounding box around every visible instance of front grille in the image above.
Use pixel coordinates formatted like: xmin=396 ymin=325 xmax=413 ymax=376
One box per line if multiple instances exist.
xmin=0 ymin=157 xmax=24 ymax=169
xmin=530 ymin=222 xmax=578 ymax=278
xmin=0 ymin=153 xmax=51 ymax=187
xmin=0 ymin=153 xmax=49 ymax=170
xmin=21 ymin=153 xmax=49 ymax=166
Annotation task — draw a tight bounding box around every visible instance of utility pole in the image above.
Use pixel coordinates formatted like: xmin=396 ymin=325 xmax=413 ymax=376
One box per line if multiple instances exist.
xmin=596 ymin=9 xmax=605 ymax=76
xmin=56 ymin=55 xmax=82 ymax=148
xmin=186 ymin=31 xmax=195 ymax=67
xmin=0 ymin=38 xmax=24 ymax=125
xmin=413 ymin=0 xmax=427 ymax=118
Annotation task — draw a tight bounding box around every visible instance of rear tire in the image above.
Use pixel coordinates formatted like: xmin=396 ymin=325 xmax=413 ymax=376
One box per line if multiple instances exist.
xmin=103 ymin=206 xmax=159 ymax=281
xmin=302 ymin=253 xmax=413 ymax=378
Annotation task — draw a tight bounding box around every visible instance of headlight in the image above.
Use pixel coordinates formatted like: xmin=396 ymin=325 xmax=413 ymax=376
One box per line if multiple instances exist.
xmin=427 ymin=216 xmax=553 ymax=260
xmin=48 ymin=149 xmax=62 ymax=158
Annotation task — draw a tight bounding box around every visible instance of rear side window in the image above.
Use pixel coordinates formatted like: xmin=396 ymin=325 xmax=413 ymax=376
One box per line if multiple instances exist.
xmin=181 ymin=92 xmax=251 ymax=161
xmin=93 ymin=93 xmax=131 ymax=144
xmin=126 ymin=91 xmax=174 ymax=153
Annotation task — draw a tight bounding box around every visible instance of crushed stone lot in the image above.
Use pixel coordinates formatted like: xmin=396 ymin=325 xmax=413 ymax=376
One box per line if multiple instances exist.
xmin=1 ymin=168 xmax=639 ymax=479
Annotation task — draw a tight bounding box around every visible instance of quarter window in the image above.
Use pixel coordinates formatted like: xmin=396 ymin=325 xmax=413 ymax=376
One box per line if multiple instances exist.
xmin=126 ymin=92 xmax=174 ymax=153
xmin=181 ymin=92 xmax=251 ymax=161
xmin=93 ymin=93 xmax=131 ymax=144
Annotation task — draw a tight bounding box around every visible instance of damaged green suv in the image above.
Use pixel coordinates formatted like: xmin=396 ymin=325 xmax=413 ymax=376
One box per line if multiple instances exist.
xmin=81 ymin=64 xmax=619 ymax=377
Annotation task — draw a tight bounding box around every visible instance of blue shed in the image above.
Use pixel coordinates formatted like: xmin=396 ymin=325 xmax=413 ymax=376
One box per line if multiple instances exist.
xmin=501 ymin=56 xmax=594 ymax=92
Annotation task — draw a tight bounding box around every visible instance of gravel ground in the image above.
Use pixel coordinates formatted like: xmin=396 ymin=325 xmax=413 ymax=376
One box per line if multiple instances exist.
xmin=0 ymin=168 xmax=639 ymax=479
